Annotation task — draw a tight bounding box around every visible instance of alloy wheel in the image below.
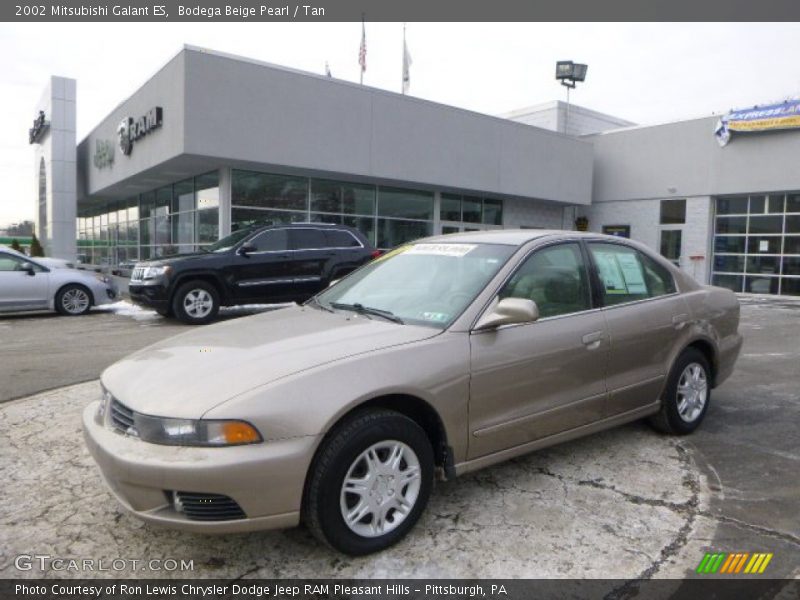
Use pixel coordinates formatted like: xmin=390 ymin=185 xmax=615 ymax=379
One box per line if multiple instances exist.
xmin=62 ymin=288 xmax=90 ymax=314
xmin=183 ymin=289 xmax=214 ymax=319
xmin=339 ymin=440 xmax=422 ymax=538
xmin=676 ymin=362 xmax=708 ymax=423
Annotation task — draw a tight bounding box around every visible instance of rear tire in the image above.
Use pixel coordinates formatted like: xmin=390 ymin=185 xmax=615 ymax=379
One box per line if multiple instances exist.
xmin=649 ymin=348 xmax=711 ymax=435
xmin=55 ymin=284 xmax=92 ymax=316
xmin=303 ymin=410 xmax=434 ymax=556
xmin=171 ymin=280 xmax=220 ymax=325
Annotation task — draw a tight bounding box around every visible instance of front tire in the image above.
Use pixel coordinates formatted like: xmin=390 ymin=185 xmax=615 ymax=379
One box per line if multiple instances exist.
xmin=649 ymin=348 xmax=711 ymax=435
xmin=171 ymin=280 xmax=220 ymax=325
xmin=303 ymin=410 xmax=434 ymax=556
xmin=55 ymin=284 xmax=92 ymax=316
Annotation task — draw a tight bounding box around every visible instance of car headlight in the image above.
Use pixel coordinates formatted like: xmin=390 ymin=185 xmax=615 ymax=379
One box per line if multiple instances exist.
xmin=142 ymin=265 xmax=171 ymax=280
xmin=133 ymin=414 xmax=262 ymax=446
xmin=94 ymin=274 xmax=111 ymax=284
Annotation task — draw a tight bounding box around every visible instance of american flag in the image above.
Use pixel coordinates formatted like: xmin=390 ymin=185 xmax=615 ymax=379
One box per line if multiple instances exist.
xmin=358 ymin=17 xmax=367 ymax=81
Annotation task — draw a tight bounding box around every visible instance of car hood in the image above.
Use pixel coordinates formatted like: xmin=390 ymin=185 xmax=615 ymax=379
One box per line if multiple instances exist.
xmin=101 ymin=305 xmax=440 ymax=419
xmin=135 ymin=251 xmax=216 ymax=267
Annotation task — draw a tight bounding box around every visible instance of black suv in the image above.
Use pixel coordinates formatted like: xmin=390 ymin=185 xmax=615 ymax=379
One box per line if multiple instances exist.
xmin=128 ymin=223 xmax=379 ymax=324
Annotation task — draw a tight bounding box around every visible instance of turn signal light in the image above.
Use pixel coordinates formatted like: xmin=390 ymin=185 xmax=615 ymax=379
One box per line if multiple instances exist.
xmin=222 ymin=421 xmax=262 ymax=445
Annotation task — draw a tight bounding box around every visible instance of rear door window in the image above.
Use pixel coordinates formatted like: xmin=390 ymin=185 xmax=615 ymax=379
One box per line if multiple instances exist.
xmin=588 ymin=242 xmax=675 ymax=306
xmin=290 ymin=228 xmax=327 ymax=250
xmin=325 ymin=229 xmax=361 ymax=248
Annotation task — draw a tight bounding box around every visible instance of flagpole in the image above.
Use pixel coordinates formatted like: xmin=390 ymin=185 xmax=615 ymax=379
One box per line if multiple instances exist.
xmin=359 ymin=14 xmax=366 ymax=85
xmin=402 ymin=23 xmax=406 ymax=94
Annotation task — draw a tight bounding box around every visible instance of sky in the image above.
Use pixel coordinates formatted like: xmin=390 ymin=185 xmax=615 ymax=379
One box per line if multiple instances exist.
xmin=2 ymin=21 xmax=800 ymax=225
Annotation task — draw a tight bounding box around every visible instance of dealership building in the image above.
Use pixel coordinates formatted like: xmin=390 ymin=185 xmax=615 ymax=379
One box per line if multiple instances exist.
xmin=31 ymin=46 xmax=800 ymax=296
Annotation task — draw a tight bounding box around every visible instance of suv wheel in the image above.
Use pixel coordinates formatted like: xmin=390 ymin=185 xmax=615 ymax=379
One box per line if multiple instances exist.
xmin=649 ymin=348 xmax=711 ymax=435
xmin=172 ymin=280 xmax=220 ymax=325
xmin=303 ymin=410 xmax=434 ymax=555
xmin=55 ymin=284 xmax=92 ymax=316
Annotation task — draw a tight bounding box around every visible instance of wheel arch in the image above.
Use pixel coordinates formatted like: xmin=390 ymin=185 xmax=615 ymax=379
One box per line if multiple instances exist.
xmin=301 ymin=393 xmax=453 ymax=515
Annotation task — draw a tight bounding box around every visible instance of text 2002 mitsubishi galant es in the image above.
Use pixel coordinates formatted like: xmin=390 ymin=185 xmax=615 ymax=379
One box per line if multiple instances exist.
xmin=83 ymin=230 xmax=742 ymax=555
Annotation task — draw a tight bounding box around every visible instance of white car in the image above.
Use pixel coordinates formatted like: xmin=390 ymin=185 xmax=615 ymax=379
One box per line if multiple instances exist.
xmin=0 ymin=247 xmax=118 ymax=316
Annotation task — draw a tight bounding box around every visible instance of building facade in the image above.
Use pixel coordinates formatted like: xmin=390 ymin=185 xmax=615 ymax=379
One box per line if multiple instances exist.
xmin=27 ymin=46 xmax=800 ymax=296
xmin=70 ymin=46 xmax=591 ymax=266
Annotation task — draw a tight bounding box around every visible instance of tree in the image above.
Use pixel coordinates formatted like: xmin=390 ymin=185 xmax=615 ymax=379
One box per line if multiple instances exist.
xmin=10 ymin=239 xmax=22 ymax=252
xmin=29 ymin=234 xmax=45 ymax=257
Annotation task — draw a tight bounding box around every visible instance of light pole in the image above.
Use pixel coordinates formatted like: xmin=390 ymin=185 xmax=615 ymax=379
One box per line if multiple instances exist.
xmin=555 ymin=61 xmax=588 ymax=135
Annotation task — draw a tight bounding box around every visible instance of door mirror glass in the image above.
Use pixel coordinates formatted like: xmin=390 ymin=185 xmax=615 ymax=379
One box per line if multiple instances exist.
xmin=237 ymin=242 xmax=257 ymax=255
xmin=474 ymin=297 xmax=539 ymax=331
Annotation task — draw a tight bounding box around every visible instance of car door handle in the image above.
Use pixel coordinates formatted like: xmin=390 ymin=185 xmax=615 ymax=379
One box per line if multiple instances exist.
xmin=672 ymin=313 xmax=690 ymax=330
xmin=582 ymin=331 xmax=604 ymax=349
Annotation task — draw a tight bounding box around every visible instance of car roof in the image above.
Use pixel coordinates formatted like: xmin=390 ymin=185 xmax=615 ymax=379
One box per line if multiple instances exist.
xmin=421 ymin=229 xmax=623 ymax=246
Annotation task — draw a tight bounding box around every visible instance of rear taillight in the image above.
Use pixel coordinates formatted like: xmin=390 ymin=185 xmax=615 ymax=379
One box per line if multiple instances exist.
xmin=370 ymin=250 xmax=382 ymax=259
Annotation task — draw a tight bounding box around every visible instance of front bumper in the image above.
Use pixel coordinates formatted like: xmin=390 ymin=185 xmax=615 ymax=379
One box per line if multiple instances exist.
xmin=82 ymin=401 xmax=318 ymax=533
xmin=128 ymin=282 xmax=170 ymax=311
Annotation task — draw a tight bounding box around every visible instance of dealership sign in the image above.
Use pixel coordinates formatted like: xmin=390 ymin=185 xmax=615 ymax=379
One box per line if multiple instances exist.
xmin=715 ymin=99 xmax=800 ymax=147
xmin=93 ymin=139 xmax=115 ymax=169
xmin=117 ymin=106 xmax=163 ymax=156
xmin=28 ymin=110 xmax=49 ymax=144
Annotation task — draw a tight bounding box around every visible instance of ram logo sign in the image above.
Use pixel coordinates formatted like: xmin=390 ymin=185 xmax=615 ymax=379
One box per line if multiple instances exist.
xmin=117 ymin=106 xmax=163 ymax=156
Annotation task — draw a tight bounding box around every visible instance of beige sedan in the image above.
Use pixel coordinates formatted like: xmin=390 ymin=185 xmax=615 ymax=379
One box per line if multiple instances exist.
xmin=83 ymin=230 xmax=742 ymax=555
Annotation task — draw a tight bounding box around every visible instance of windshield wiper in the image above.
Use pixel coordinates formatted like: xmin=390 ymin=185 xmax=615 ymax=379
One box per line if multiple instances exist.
xmin=307 ymin=296 xmax=334 ymax=313
xmin=330 ymin=302 xmax=404 ymax=324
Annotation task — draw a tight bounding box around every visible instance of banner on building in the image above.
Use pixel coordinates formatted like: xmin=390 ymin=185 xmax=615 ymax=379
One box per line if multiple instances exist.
xmin=715 ymin=99 xmax=800 ymax=147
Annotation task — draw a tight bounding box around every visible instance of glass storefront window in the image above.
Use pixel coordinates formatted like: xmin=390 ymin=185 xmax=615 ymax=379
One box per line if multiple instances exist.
xmin=232 ymin=207 xmax=306 ymax=229
xmin=377 ymin=218 xmax=432 ymax=249
xmin=232 ymin=170 xmax=308 ymax=210
xmin=140 ymin=192 xmax=155 ymax=219
xmin=711 ymin=274 xmax=743 ymax=292
xmin=196 ymin=172 xmax=220 ymax=210
xmin=483 ymin=199 xmax=503 ymax=225
xmin=787 ymin=194 xmax=800 ymax=213
xmin=747 ymin=236 xmax=781 ymax=254
xmin=749 ymin=196 xmax=766 ymax=214
xmin=768 ymin=195 xmax=785 ymax=213
xmin=785 ymin=216 xmax=800 ymax=234
xmin=311 ymin=179 xmax=375 ymax=215
xmin=156 ymin=186 xmax=171 ymax=211
xmin=745 ymin=275 xmax=780 ymax=294
xmin=462 ymin=197 xmax=482 ymax=223
xmin=782 ymin=277 xmax=800 ymax=296
xmin=378 ymin=187 xmax=433 ymax=220
xmin=173 ymin=179 xmax=195 ymax=213
xmin=172 ymin=211 xmax=195 ymax=246
xmin=440 ymin=194 xmax=461 ymax=221
xmin=197 ymin=209 xmax=219 ymax=244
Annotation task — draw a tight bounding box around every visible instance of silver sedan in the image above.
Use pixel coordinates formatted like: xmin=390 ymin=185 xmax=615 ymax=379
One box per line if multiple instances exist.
xmin=0 ymin=247 xmax=117 ymax=316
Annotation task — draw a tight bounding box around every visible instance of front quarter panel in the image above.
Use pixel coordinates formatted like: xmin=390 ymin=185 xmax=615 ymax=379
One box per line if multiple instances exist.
xmin=202 ymin=330 xmax=471 ymax=463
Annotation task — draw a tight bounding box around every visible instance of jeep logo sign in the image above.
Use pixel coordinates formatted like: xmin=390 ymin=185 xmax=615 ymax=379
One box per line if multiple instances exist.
xmin=117 ymin=106 xmax=163 ymax=156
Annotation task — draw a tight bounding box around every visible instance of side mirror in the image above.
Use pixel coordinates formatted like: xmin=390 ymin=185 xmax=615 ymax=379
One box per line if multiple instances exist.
xmin=237 ymin=242 xmax=257 ymax=256
xmin=474 ymin=297 xmax=539 ymax=331
xmin=21 ymin=263 xmax=36 ymax=276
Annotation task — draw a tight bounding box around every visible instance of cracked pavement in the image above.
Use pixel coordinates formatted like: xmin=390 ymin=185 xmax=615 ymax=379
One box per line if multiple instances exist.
xmin=0 ymin=299 xmax=798 ymax=580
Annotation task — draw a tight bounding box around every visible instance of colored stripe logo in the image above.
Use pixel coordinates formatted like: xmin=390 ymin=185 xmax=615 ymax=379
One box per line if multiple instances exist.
xmin=696 ymin=552 xmax=773 ymax=574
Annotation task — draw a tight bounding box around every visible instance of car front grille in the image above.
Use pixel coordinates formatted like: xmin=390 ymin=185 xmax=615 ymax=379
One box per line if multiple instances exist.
xmin=131 ymin=267 xmax=145 ymax=281
xmin=109 ymin=398 xmax=135 ymax=433
xmin=171 ymin=491 xmax=247 ymax=521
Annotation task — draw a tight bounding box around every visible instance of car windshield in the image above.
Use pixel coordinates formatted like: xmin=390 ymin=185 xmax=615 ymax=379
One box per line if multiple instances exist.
xmin=204 ymin=228 xmax=255 ymax=253
xmin=316 ymin=242 xmax=516 ymax=329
